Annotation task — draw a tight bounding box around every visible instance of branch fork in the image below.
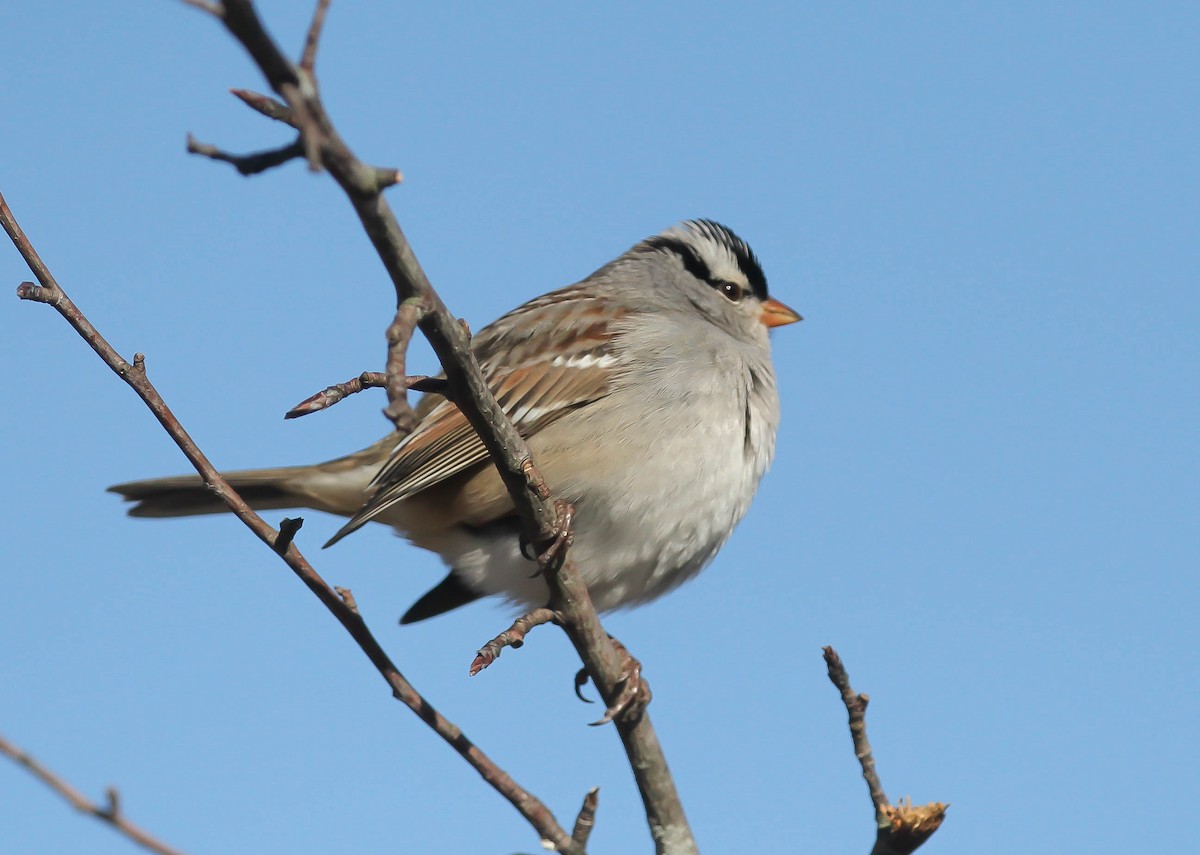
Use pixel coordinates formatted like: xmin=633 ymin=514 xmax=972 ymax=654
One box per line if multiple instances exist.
xmin=0 ymin=733 xmax=186 ymax=855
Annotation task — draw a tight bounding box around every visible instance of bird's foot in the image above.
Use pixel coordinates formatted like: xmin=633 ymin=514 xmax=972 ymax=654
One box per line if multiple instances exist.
xmin=576 ymin=636 xmax=652 ymax=726
xmin=519 ymin=499 xmax=576 ymax=574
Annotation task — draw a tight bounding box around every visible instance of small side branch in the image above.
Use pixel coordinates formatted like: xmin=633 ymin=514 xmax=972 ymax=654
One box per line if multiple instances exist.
xmin=823 ymin=646 xmax=948 ymax=855
xmin=470 ymin=607 xmax=560 ymax=676
xmin=572 ymin=787 xmax=600 ymax=849
xmin=824 ymin=646 xmax=888 ymax=814
xmin=227 ymin=89 xmax=403 ymax=192
xmin=299 ymin=0 xmax=330 ymax=72
xmin=0 ymin=733 xmax=187 ymax=855
xmin=284 ymin=373 xmax=446 ymax=420
xmin=383 ymin=297 xmax=426 ymax=432
xmin=186 ymin=133 xmax=304 ymax=176
xmin=231 ymin=89 xmax=294 ymax=125
xmin=285 ymin=371 xmax=387 ymax=419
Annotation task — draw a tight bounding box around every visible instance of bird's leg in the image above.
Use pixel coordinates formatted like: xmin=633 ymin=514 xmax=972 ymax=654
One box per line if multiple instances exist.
xmin=469 ymin=607 xmax=561 ymax=676
xmin=515 ymin=499 xmax=650 ymax=723
xmin=577 ymin=636 xmax=653 ymax=726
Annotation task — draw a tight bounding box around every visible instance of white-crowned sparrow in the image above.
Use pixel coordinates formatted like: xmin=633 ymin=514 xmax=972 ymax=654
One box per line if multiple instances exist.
xmin=111 ymin=220 xmax=801 ymax=623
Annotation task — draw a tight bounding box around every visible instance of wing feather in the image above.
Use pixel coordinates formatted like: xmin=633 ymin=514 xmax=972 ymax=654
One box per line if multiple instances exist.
xmin=323 ymin=291 xmax=631 ymax=547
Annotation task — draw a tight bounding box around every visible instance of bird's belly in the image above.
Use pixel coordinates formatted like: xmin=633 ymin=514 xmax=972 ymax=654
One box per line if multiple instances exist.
xmin=443 ymin=409 xmax=763 ymax=612
xmin=569 ymin=474 xmax=745 ymax=611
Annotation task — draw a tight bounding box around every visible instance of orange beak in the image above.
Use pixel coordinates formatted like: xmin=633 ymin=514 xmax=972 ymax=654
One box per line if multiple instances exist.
xmin=759 ymin=297 xmax=803 ymax=328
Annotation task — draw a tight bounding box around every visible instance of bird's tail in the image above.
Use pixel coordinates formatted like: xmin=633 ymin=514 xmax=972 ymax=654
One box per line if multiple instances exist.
xmin=108 ymin=433 xmax=401 ymax=521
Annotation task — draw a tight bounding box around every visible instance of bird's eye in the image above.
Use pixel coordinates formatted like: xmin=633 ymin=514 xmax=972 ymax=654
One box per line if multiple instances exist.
xmin=715 ymin=280 xmax=743 ymax=302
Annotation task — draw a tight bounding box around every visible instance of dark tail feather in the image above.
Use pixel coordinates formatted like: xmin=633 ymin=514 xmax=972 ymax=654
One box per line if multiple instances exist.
xmin=109 ymin=433 xmax=404 ymax=521
xmin=108 ymin=472 xmax=314 ymax=518
xmin=400 ymin=574 xmax=481 ymax=624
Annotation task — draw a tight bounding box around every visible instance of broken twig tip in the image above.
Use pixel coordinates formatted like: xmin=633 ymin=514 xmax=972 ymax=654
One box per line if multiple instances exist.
xmin=273 ymin=517 xmax=304 ymax=554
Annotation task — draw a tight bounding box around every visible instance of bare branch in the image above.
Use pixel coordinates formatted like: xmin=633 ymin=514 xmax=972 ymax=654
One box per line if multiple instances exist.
xmin=572 ymin=787 xmax=600 ymax=848
xmin=0 ymin=733 xmax=187 ymax=855
xmin=299 ymin=0 xmax=331 ymax=72
xmin=823 ymin=646 xmax=948 ymax=855
xmin=284 ymin=372 xmax=444 ymax=420
xmin=470 ymin=607 xmax=560 ymax=676
xmin=2 ymin=191 xmax=581 ymax=855
xmin=191 ymin=6 xmax=695 ymax=848
xmin=186 ymin=133 xmax=304 ymax=176
xmin=285 ymin=371 xmax=387 ymax=418
xmin=824 ymin=646 xmax=889 ymax=814
xmin=226 ymin=87 xmax=402 ymax=197
xmin=382 ymin=296 xmax=425 ymax=432
xmin=231 ymin=88 xmax=293 ymax=125
xmin=213 ymin=0 xmax=323 ymax=170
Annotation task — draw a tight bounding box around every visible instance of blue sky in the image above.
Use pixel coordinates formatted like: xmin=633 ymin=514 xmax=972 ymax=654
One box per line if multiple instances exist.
xmin=2 ymin=2 xmax=1197 ymax=853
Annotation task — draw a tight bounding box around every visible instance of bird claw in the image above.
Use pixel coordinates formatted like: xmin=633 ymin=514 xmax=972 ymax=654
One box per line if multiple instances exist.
xmin=519 ymin=499 xmax=576 ymax=575
xmin=580 ymin=637 xmax=652 ymax=726
xmin=574 ymin=667 xmax=594 ymax=704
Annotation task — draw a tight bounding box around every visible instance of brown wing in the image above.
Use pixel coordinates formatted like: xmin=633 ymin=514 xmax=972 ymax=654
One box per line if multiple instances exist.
xmin=323 ymin=285 xmax=630 ymax=546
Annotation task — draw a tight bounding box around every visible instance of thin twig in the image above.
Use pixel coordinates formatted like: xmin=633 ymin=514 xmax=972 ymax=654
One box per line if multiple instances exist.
xmin=186 ymin=133 xmax=304 ymax=176
xmin=299 ymin=0 xmax=331 ymax=72
xmin=1 ymin=191 xmax=581 ymax=855
xmin=383 ymin=297 xmax=425 ymax=432
xmin=823 ymin=646 xmax=948 ymax=855
xmin=571 ymin=787 xmax=600 ymax=848
xmin=284 ymin=372 xmax=444 ymax=420
xmin=197 ymin=0 xmax=324 ymax=171
xmin=0 ymin=733 xmax=187 ymax=855
xmin=227 ymin=89 xmax=402 ymax=192
xmin=231 ymin=88 xmax=294 ymax=125
xmin=823 ymin=646 xmax=888 ymax=814
xmin=470 ymin=607 xmax=560 ymax=676
xmin=285 ymin=371 xmax=387 ymax=419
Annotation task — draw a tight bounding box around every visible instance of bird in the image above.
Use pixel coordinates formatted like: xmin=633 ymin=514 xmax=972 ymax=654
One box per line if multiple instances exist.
xmin=110 ymin=220 xmax=801 ymax=624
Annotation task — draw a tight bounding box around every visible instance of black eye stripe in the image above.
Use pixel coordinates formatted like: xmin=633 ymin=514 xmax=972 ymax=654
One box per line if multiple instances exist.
xmin=643 ymin=237 xmax=744 ymax=301
xmin=690 ymin=219 xmax=768 ymax=299
xmin=643 ymin=236 xmax=713 ymax=284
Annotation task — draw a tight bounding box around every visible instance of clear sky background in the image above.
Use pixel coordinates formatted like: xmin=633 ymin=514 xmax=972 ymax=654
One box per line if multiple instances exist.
xmin=2 ymin=3 xmax=1197 ymax=854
